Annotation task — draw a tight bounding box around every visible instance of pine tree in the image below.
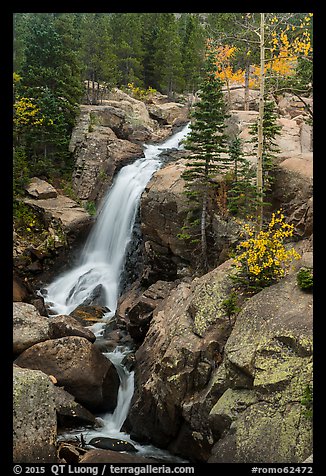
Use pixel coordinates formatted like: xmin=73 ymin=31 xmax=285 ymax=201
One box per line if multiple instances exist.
xmin=226 ymin=136 xmax=257 ymax=217
xmin=110 ymin=13 xmax=144 ymax=87
xmin=181 ymin=41 xmax=229 ymax=271
xmin=15 ymin=13 xmax=83 ymax=178
xmin=79 ymin=13 xmax=119 ymax=88
xmin=178 ymin=14 xmax=206 ymax=94
xmin=151 ymin=13 xmax=183 ymax=96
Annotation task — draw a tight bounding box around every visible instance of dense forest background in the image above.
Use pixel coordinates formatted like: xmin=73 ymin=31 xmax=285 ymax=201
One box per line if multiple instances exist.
xmin=13 ymin=12 xmax=312 ymax=196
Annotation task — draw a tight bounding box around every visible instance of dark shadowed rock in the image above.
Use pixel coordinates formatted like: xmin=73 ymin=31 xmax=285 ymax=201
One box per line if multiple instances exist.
xmin=81 ymin=284 xmax=106 ymax=306
xmin=117 ymin=280 xmax=178 ymax=344
xmin=13 ymin=275 xmax=30 ymax=302
xmin=53 ymin=385 xmax=97 ymax=428
xmin=58 ymin=442 xmax=87 ymax=464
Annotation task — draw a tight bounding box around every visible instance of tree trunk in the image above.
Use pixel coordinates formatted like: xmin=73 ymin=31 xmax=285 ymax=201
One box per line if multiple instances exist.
xmin=257 ymin=13 xmax=265 ymax=231
xmin=201 ymin=190 xmax=208 ymax=272
xmin=244 ymin=60 xmax=250 ymax=111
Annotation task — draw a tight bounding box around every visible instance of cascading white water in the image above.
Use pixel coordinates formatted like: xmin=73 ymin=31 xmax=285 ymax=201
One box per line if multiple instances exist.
xmin=42 ymin=123 xmax=190 ymax=461
xmin=44 ymin=122 xmax=190 ymax=318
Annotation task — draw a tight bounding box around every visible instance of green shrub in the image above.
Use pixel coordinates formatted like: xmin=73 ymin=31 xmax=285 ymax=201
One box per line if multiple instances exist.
xmin=84 ymin=201 xmax=97 ymax=216
xmin=297 ymin=267 xmax=313 ymax=290
xmin=221 ymin=291 xmax=240 ymax=322
xmin=301 ymin=384 xmax=313 ymax=419
xmin=13 ymin=201 xmax=44 ymax=234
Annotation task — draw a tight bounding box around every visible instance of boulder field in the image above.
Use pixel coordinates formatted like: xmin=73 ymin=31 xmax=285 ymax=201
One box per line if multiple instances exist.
xmin=13 ymin=88 xmax=313 ymax=463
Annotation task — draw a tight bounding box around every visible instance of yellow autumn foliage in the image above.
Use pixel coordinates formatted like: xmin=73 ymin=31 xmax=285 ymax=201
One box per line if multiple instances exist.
xmin=233 ymin=210 xmax=301 ymax=289
xmin=13 ymin=97 xmax=54 ymax=128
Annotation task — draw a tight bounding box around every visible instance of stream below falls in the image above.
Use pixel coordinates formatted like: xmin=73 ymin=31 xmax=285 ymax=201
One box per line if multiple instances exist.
xmin=40 ymin=123 xmax=191 ymax=462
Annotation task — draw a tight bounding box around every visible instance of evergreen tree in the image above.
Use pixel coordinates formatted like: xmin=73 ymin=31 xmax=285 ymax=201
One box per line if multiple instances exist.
xmin=20 ymin=14 xmax=82 ymax=108
xmin=226 ymin=136 xmax=257 ymax=217
xmin=181 ymin=41 xmax=229 ymax=271
xmin=110 ymin=13 xmax=144 ymax=87
xmin=151 ymin=14 xmax=183 ymax=96
xmin=13 ymin=13 xmax=33 ymax=71
xmin=178 ymin=14 xmax=206 ymax=94
xmin=78 ymin=13 xmax=119 ymax=88
xmin=140 ymin=13 xmax=159 ymax=89
xmin=14 ymin=13 xmax=83 ymax=179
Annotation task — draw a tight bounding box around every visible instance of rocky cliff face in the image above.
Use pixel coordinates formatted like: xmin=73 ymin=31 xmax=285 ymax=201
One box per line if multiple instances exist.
xmin=127 ymin=249 xmax=313 ymax=463
xmin=69 ymin=89 xmax=190 ymax=205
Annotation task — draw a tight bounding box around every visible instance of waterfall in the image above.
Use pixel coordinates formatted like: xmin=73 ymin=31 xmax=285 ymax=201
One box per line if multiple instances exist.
xmin=42 ymin=124 xmax=190 ymax=460
xmin=44 ymin=123 xmax=190 ymax=318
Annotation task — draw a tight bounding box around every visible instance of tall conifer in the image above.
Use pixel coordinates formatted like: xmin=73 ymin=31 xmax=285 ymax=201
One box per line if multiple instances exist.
xmin=181 ymin=40 xmax=228 ymax=271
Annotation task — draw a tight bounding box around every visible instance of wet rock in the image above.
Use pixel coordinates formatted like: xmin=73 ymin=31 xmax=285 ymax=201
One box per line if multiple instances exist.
xmin=13 ymin=366 xmax=57 ymax=463
xmin=13 ymin=302 xmax=50 ymax=355
xmin=88 ymin=437 xmax=137 ymax=452
xmin=69 ymin=304 xmax=109 ymax=325
xmin=58 ymin=442 xmax=87 ymax=464
xmin=79 ymin=449 xmax=158 ymax=463
xmin=81 ymin=284 xmax=106 ymax=306
xmin=14 ymin=336 xmax=120 ymax=412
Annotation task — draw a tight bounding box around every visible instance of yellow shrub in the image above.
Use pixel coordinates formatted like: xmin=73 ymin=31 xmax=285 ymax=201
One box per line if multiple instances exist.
xmin=233 ymin=210 xmax=301 ymax=290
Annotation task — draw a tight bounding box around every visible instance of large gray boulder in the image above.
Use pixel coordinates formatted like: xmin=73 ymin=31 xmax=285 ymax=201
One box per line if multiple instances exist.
xmin=23 ymin=194 xmax=92 ymax=235
xmin=13 ymin=366 xmax=57 ymax=463
xmin=147 ymin=101 xmax=189 ymax=127
xmin=208 ymin=272 xmax=313 ymax=463
xmin=128 ymin=260 xmax=238 ymax=461
xmin=13 ymin=302 xmax=50 ymax=355
xmin=128 ymin=250 xmax=312 ymax=463
xmin=14 ymin=336 xmax=120 ymax=412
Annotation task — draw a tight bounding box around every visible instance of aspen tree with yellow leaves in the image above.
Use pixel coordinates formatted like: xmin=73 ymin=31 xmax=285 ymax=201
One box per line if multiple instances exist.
xmin=208 ymin=13 xmax=313 ymax=230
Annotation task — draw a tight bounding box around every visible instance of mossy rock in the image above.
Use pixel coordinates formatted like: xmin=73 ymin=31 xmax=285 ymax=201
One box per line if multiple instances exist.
xmin=13 ymin=366 xmax=57 ymax=463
